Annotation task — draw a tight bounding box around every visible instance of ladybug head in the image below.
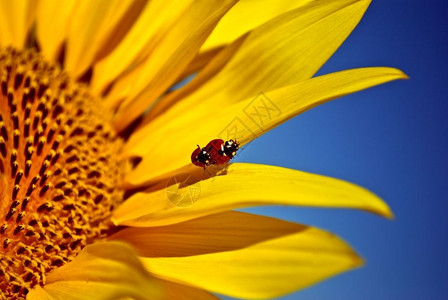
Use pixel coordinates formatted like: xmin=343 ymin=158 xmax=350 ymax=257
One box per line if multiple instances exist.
xmin=223 ymin=139 xmax=239 ymax=158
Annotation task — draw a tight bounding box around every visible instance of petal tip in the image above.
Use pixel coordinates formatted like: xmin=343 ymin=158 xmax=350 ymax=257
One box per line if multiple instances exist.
xmin=381 ymin=67 xmax=409 ymax=80
xmin=376 ymin=201 xmax=394 ymax=219
xmin=354 ymin=253 xmax=365 ymax=267
xmin=370 ymin=201 xmax=394 ymax=219
xmin=384 ymin=208 xmax=395 ymax=220
xmin=394 ymin=68 xmax=410 ymax=80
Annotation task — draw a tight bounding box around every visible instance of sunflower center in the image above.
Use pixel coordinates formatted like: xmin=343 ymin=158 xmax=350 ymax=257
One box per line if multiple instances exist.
xmin=0 ymin=47 xmax=126 ymax=299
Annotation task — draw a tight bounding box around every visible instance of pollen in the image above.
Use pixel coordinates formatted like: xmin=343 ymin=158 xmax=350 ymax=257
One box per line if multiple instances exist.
xmin=0 ymin=48 xmax=126 ymax=299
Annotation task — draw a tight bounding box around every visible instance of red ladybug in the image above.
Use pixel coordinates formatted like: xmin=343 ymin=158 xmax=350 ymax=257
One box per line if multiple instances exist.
xmin=191 ymin=139 xmax=239 ymax=168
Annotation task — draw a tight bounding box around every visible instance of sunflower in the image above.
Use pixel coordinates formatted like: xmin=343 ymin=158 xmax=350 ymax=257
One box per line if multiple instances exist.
xmin=0 ymin=0 xmax=406 ymax=299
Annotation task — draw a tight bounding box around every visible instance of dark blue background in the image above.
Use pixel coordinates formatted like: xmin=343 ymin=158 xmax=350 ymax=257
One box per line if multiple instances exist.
xmin=228 ymin=0 xmax=447 ymax=299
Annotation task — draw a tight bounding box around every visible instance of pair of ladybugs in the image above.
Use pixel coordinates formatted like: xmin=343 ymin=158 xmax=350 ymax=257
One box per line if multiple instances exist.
xmin=191 ymin=139 xmax=239 ymax=169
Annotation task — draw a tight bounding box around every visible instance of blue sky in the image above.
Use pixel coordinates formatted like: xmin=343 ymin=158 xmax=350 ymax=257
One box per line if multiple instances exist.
xmin=226 ymin=0 xmax=448 ymax=299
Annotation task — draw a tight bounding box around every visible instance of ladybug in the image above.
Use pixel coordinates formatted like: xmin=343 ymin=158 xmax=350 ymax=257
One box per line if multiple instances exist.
xmin=191 ymin=139 xmax=239 ymax=169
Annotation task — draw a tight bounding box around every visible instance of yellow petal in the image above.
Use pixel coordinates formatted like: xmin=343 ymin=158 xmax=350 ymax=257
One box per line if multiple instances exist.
xmin=64 ymin=0 xmax=138 ymax=78
xmin=143 ymin=33 xmax=248 ymax=121
xmin=91 ymin=0 xmax=193 ymax=95
xmin=115 ymin=0 xmax=371 ymax=130
xmin=36 ymin=0 xmax=78 ymax=61
xmin=141 ymin=226 xmax=363 ymax=299
xmin=125 ymin=67 xmax=407 ymax=184
xmin=101 ymin=59 xmax=146 ymax=111
xmin=27 ymin=241 xmax=159 ymax=300
xmin=112 ymin=0 xmax=238 ymax=132
xmin=178 ymin=47 xmax=224 ymax=81
xmin=114 ymin=163 xmax=392 ymax=228
xmin=155 ymin=277 xmax=219 ymax=300
xmin=0 ymin=0 xmax=35 ymax=48
xmin=162 ymin=0 xmax=372 ymax=116
xmin=29 ymin=278 xmax=216 ymax=300
xmin=109 ymin=211 xmax=305 ymax=257
xmin=90 ymin=0 xmax=149 ymax=64
xmin=201 ymin=0 xmax=308 ymax=50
